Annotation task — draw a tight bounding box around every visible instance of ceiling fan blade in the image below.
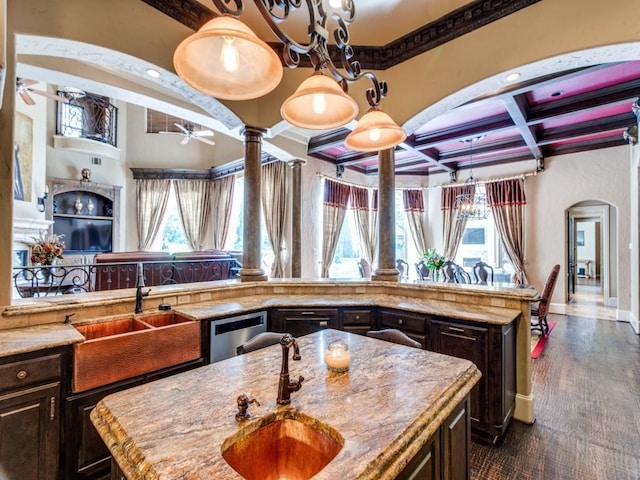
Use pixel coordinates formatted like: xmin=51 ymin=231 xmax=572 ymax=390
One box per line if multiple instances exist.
xmin=29 ymin=88 xmax=69 ymax=104
xmin=18 ymin=91 xmax=36 ymax=106
xmin=17 ymin=78 xmax=38 ymax=87
xmin=174 ymin=123 xmax=189 ymax=134
xmin=195 ymin=136 xmax=215 ymax=146
xmin=158 ymin=131 xmax=180 ymax=135
xmin=181 ymin=136 xmax=190 ymax=145
xmin=193 ymin=130 xmax=214 ymax=137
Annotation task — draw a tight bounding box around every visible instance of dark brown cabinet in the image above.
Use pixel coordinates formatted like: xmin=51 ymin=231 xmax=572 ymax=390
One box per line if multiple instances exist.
xmin=0 ymin=352 xmax=63 ymax=480
xmin=65 ymin=359 xmax=204 ymax=479
xmin=397 ymin=396 xmax=470 ymax=480
xmin=270 ymin=308 xmax=339 ymax=337
xmin=431 ymin=316 xmax=516 ymax=444
xmin=378 ymin=308 xmax=429 ymax=348
xmin=341 ymin=308 xmax=373 ymax=335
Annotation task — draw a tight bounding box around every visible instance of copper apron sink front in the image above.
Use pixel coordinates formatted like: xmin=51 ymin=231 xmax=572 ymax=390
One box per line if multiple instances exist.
xmin=222 ymin=411 xmax=343 ymax=480
xmin=73 ymin=313 xmax=201 ymax=392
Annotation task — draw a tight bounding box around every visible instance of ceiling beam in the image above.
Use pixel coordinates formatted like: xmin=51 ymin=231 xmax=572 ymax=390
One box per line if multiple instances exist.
xmin=502 ymin=93 xmax=543 ymax=159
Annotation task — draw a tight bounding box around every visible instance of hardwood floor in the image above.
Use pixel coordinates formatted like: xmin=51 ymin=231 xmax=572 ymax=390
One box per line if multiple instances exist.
xmin=470 ymin=314 xmax=640 ymax=479
xmin=566 ymin=277 xmax=617 ymax=321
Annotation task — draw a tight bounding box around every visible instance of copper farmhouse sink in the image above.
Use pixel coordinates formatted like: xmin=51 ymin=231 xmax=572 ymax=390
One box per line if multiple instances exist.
xmin=222 ymin=411 xmax=343 ymax=480
xmin=73 ymin=312 xmax=200 ymax=392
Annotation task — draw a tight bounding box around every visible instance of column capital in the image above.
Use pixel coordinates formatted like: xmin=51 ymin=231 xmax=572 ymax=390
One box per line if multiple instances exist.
xmin=287 ymin=158 xmax=307 ymax=168
xmin=241 ymin=126 xmax=267 ymax=142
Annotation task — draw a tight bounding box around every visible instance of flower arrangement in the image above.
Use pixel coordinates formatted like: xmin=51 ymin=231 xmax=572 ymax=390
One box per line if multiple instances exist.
xmin=30 ymin=233 xmax=65 ymax=265
xmin=423 ymin=247 xmax=445 ymax=271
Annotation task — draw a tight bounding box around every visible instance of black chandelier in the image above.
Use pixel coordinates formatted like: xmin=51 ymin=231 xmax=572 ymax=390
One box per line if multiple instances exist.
xmin=173 ymin=0 xmax=406 ymax=151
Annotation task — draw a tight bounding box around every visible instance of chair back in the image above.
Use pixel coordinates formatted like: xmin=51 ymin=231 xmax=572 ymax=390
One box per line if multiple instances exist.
xmin=415 ymin=260 xmax=430 ymax=280
xmin=443 ymin=260 xmax=470 ymax=284
xmin=396 ymin=259 xmax=409 ymax=278
xmin=357 ymin=258 xmax=371 ymax=278
xmin=473 ymin=261 xmax=494 ymax=284
xmin=366 ymin=329 xmax=422 ymax=348
xmin=236 ymin=332 xmax=287 ymax=355
xmin=536 ymin=264 xmax=561 ymax=318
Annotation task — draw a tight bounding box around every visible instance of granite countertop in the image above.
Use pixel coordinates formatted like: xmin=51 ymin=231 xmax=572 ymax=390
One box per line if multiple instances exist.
xmin=174 ymin=293 xmax=522 ymax=325
xmin=91 ymin=330 xmax=481 ymax=480
xmin=0 ymin=323 xmax=84 ymax=357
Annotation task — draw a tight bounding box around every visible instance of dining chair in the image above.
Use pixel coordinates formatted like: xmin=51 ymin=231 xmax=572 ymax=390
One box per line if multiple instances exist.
xmin=415 ymin=260 xmax=430 ymax=280
xmin=366 ymin=329 xmax=422 ymax=348
xmin=530 ymin=264 xmax=560 ymax=336
xmin=396 ymin=259 xmax=410 ymax=279
xmin=236 ymin=332 xmax=288 ymax=355
xmin=472 ymin=261 xmax=494 ymax=284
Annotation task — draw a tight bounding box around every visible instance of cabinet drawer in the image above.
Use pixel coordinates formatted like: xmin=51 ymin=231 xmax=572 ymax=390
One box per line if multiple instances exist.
xmin=379 ymin=310 xmax=427 ymax=334
xmin=0 ymin=354 xmax=61 ymax=391
xmin=342 ymin=309 xmax=372 ymax=326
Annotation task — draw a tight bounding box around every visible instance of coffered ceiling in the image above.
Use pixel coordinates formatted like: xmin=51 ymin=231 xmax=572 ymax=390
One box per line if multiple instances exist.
xmin=144 ymin=0 xmax=639 ymax=177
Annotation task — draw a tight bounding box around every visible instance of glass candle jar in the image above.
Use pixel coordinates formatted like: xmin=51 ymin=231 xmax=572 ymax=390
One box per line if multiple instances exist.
xmin=324 ymin=341 xmax=351 ymax=373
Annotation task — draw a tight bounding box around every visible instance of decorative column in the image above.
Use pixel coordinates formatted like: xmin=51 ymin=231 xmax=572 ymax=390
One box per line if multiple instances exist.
xmin=372 ymin=148 xmax=399 ymax=282
xmin=239 ymin=126 xmax=267 ymax=282
xmin=288 ymin=159 xmax=305 ymax=278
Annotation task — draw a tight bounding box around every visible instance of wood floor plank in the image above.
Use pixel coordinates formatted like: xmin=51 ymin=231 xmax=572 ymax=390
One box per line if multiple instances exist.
xmin=470 ymin=314 xmax=640 ymax=479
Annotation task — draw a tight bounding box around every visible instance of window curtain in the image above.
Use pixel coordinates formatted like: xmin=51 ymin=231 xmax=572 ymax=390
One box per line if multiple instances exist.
xmin=210 ymin=175 xmax=235 ymax=250
xmin=402 ymin=189 xmax=428 ymax=256
xmin=441 ymin=183 xmax=475 ymax=260
xmin=261 ymin=162 xmax=288 ymax=278
xmin=136 ymin=178 xmax=171 ymax=251
xmin=349 ymin=186 xmax=377 ymax=267
xmin=173 ymin=179 xmax=211 ymax=251
xmin=321 ymin=179 xmax=351 ymax=278
xmin=486 ymin=178 xmax=528 ymax=284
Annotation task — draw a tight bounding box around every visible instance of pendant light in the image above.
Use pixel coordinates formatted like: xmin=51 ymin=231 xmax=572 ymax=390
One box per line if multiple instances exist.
xmin=281 ymin=72 xmax=359 ymax=129
xmin=173 ymin=15 xmax=283 ymax=101
xmin=345 ymin=107 xmax=407 ymax=152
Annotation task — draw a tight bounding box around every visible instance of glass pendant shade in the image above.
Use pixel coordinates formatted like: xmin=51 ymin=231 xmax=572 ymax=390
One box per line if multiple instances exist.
xmin=280 ymin=73 xmax=359 ymax=129
xmin=173 ymin=16 xmax=283 ymax=100
xmin=345 ymin=108 xmax=407 ymax=152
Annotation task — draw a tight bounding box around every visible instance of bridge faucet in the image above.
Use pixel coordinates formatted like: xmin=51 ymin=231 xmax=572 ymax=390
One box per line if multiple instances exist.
xmin=277 ymin=334 xmax=304 ymax=405
xmin=134 ymin=262 xmax=150 ymax=314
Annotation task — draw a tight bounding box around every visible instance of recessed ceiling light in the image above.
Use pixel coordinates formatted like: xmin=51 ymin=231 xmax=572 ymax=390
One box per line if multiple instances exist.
xmin=505 ymin=72 xmax=521 ymax=82
xmin=550 ymin=90 xmax=564 ymax=97
xmin=145 ymin=68 xmax=161 ymax=78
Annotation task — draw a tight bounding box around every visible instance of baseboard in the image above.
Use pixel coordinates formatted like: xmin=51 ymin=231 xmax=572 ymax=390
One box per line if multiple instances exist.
xmin=549 ymin=302 xmax=566 ymax=315
xmin=616 ymin=309 xmax=631 ymax=322
xmin=514 ymin=393 xmax=535 ymax=424
xmin=629 ymin=312 xmax=640 ymax=334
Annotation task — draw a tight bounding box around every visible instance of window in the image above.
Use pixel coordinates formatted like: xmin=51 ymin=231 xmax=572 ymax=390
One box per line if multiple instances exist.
xmin=454 ymin=218 xmax=513 ymax=282
xmin=57 ymin=91 xmax=118 ymax=146
xmin=329 ymin=211 xmax=362 ymax=278
xmin=149 ymin=183 xmax=189 ymax=253
xmin=462 ymin=228 xmax=485 ymax=245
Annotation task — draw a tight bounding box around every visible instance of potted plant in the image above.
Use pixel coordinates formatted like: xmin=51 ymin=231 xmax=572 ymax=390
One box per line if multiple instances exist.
xmin=423 ymin=247 xmax=445 ymax=282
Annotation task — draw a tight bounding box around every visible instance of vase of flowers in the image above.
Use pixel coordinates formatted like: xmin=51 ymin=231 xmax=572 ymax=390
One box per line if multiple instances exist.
xmin=30 ymin=233 xmax=65 ymax=283
xmin=423 ymin=247 xmax=445 ymax=282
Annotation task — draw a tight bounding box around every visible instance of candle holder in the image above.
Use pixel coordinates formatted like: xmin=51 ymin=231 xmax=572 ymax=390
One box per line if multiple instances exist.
xmin=324 ymin=341 xmax=351 ymax=373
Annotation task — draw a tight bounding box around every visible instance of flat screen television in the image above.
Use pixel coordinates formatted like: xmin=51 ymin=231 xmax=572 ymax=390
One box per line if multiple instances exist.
xmin=53 ymin=217 xmax=112 ymax=253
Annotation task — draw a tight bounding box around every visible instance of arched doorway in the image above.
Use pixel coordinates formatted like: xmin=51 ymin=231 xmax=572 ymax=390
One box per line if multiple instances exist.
xmin=566 ymin=202 xmax=617 ymax=319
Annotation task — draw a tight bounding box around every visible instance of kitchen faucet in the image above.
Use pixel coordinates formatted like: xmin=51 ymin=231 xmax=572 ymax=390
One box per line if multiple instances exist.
xmin=134 ymin=262 xmax=150 ymax=314
xmin=277 ymin=334 xmax=304 ymax=405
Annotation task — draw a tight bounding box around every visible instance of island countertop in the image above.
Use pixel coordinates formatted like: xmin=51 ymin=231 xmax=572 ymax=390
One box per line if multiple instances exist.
xmin=91 ymin=329 xmax=481 ymax=479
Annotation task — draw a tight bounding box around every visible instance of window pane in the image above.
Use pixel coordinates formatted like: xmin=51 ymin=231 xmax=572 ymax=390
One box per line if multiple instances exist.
xmin=149 ymin=183 xmax=190 ymax=253
xmin=329 ymin=211 xmax=361 ymax=278
xmin=225 ymin=177 xmax=244 ymax=251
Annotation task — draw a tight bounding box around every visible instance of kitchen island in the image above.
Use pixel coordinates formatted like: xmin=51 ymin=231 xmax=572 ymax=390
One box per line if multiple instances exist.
xmin=91 ymin=329 xmax=481 ymax=479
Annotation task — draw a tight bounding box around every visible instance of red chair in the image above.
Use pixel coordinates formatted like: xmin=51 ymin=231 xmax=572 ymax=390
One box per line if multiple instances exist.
xmin=531 ymin=264 xmax=560 ymax=336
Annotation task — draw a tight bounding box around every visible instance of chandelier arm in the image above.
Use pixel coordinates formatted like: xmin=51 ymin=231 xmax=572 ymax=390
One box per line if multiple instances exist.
xmin=210 ymin=0 xmax=244 ymax=16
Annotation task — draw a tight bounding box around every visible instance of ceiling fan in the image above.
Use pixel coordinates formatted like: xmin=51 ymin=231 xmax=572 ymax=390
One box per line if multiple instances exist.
xmin=16 ymin=78 xmax=70 ymax=106
xmin=158 ymin=123 xmax=215 ymax=146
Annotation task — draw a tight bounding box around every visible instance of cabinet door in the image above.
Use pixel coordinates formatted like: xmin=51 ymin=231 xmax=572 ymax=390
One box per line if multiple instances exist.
xmin=65 ymin=378 xmax=143 ymax=480
xmin=442 ymin=398 xmax=470 ymax=480
xmin=396 ymin=430 xmax=440 ymax=480
xmin=431 ymin=320 xmax=487 ymax=427
xmin=0 ymin=382 xmax=60 ymax=480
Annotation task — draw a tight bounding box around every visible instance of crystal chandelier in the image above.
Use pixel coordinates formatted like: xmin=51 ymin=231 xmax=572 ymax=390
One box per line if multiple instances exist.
xmin=455 ymin=136 xmax=489 ymax=221
xmin=173 ymin=0 xmax=406 ymax=151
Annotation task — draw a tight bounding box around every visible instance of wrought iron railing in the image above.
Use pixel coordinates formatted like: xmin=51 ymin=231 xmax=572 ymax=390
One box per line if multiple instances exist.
xmin=56 ymin=92 xmax=118 ymax=147
xmin=12 ymin=258 xmax=241 ymax=299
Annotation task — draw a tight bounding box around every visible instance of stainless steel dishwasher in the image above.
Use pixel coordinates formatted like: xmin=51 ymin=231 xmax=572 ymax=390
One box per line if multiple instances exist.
xmin=209 ymin=311 xmax=267 ymax=362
